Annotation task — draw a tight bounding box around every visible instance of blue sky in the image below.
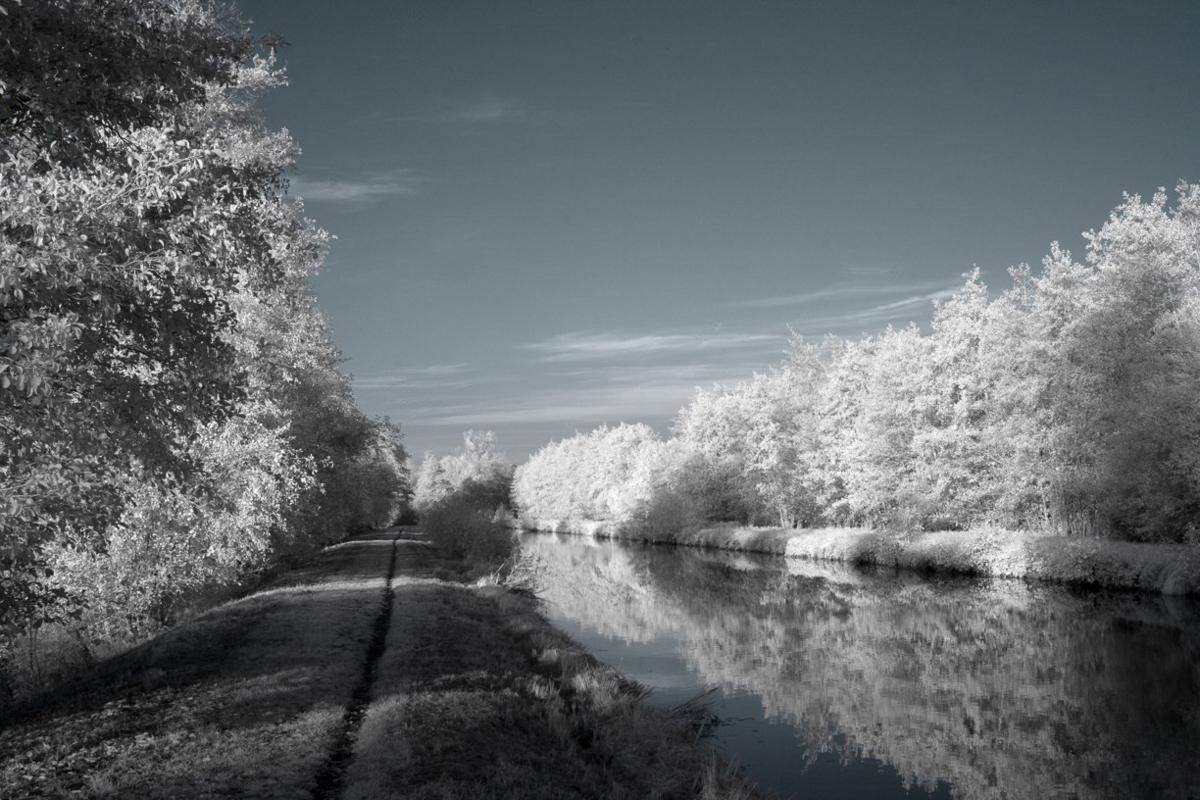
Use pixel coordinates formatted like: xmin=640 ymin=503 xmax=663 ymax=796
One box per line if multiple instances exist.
xmin=239 ymin=0 xmax=1200 ymax=460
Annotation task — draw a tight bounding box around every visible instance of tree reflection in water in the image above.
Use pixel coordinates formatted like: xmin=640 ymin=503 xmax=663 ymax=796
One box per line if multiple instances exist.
xmin=520 ymin=533 xmax=1200 ymax=800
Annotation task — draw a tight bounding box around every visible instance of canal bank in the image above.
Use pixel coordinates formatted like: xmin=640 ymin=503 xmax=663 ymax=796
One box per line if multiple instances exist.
xmin=517 ymin=517 xmax=1200 ymax=595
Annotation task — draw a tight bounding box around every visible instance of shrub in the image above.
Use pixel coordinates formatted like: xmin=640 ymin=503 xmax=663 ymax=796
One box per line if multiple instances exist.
xmin=422 ymin=488 xmax=515 ymax=567
xmin=629 ymin=485 xmax=705 ymax=541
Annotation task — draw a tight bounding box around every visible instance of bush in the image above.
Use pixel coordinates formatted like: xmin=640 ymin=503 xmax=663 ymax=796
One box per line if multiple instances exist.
xmin=629 ymin=485 xmax=705 ymax=541
xmin=422 ymin=490 xmax=515 ymax=567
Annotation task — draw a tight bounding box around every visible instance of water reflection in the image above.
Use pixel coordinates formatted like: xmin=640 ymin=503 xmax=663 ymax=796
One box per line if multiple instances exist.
xmin=520 ymin=533 xmax=1200 ymax=800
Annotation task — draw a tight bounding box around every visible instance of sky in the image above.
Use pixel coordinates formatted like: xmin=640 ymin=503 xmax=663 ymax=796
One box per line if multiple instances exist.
xmin=238 ymin=0 xmax=1200 ymax=461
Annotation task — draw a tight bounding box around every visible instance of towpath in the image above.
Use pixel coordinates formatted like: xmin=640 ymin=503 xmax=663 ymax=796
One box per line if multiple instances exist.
xmin=0 ymin=530 xmax=419 ymax=799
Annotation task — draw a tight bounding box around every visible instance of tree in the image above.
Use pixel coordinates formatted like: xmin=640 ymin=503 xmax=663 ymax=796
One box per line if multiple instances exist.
xmin=413 ymin=431 xmax=510 ymax=512
xmin=512 ymin=184 xmax=1200 ymax=543
xmin=1043 ymin=187 xmax=1200 ymax=540
xmin=1 ymin=0 xmax=410 ymax=670
xmin=1 ymin=0 xmax=257 ymax=635
xmin=513 ymin=424 xmax=672 ymax=525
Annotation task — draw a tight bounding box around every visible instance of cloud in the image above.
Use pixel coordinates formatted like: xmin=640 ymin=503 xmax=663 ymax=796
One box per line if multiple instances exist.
xmin=410 ymin=360 xmax=764 ymax=427
xmin=786 ymin=286 xmax=961 ymax=335
xmin=733 ymin=279 xmax=955 ymax=310
xmin=398 ymin=97 xmax=527 ymax=125
xmin=730 ymin=276 xmax=964 ymax=338
xmin=404 ymin=363 xmax=471 ymax=376
xmin=522 ymin=330 xmax=784 ymax=362
xmin=430 ymin=384 xmax=703 ymax=426
xmin=869 ymin=287 xmax=958 ymax=312
xmin=353 ymin=363 xmax=472 ymax=390
xmin=288 ymin=171 xmax=426 ymax=204
xmin=580 ymin=363 xmax=769 ymax=384
xmin=447 ymin=98 xmax=526 ymax=123
xmin=843 ymin=264 xmax=903 ymax=279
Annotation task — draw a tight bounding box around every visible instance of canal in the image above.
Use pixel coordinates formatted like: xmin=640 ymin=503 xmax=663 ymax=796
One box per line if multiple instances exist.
xmin=519 ymin=532 xmax=1200 ymax=799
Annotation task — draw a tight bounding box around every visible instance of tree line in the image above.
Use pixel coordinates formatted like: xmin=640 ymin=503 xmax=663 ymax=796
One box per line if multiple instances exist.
xmin=515 ymin=185 xmax=1200 ymax=545
xmin=0 ymin=0 xmax=408 ymax=690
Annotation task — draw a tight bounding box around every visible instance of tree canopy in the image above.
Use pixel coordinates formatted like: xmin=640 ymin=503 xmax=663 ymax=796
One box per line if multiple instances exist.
xmin=515 ymin=185 xmax=1200 ymax=543
xmin=0 ymin=0 xmax=408 ymax=679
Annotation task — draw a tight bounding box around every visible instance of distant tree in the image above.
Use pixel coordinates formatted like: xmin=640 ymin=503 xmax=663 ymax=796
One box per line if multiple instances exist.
xmin=910 ymin=272 xmax=1005 ymax=528
xmin=413 ymin=431 xmax=510 ymax=512
xmin=513 ymin=424 xmax=672 ymax=524
xmin=413 ymin=453 xmax=451 ymax=511
xmin=511 ymin=184 xmax=1200 ymax=543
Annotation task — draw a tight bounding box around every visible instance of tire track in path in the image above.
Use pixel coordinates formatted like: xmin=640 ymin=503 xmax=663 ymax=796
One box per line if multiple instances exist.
xmin=312 ymin=532 xmax=399 ymax=799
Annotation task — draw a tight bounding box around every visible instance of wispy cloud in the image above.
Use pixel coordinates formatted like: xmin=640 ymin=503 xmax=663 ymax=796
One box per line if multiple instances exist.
xmin=734 ymin=279 xmax=955 ymax=309
xmin=429 ymin=383 xmax=711 ymax=426
xmin=870 ymin=287 xmax=958 ymax=312
xmin=787 ymin=286 xmax=962 ymax=335
xmin=576 ymin=363 xmax=769 ymax=384
xmin=843 ymin=264 xmax=901 ymax=279
xmin=398 ymin=97 xmax=527 ymax=125
xmin=523 ymin=330 xmax=784 ymax=362
xmin=353 ymin=363 xmax=472 ymax=390
xmin=407 ymin=360 xmax=763 ymax=427
xmin=288 ymin=171 xmax=426 ymax=204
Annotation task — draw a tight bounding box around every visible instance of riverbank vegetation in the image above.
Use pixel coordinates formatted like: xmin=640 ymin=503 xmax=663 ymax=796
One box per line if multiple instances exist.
xmin=421 ymin=488 xmax=515 ymax=567
xmin=0 ymin=1 xmax=408 ymax=703
xmin=514 ymin=186 xmax=1200 ymax=587
xmin=411 ymin=429 xmax=517 ymax=576
xmin=524 ymin=522 xmax=1200 ymax=594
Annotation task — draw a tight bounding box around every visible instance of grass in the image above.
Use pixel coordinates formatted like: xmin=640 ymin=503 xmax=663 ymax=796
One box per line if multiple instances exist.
xmin=0 ymin=528 xmax=759 ymax=799
xmin=517 ymin=517 xmax=1200 ymax=595
xmin=0 ymin=533 xmax=397 ymax=798
xmin=343 ymin=533 xmax=759 ymax=799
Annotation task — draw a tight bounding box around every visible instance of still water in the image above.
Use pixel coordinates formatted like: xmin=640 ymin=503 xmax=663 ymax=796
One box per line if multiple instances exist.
xmin=518 ymin=532 xmax=1200 ymax=800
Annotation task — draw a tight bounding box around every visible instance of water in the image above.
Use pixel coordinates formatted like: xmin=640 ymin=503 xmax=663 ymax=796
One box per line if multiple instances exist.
xmin=518 ymin=532 xmax=1200 ymax=800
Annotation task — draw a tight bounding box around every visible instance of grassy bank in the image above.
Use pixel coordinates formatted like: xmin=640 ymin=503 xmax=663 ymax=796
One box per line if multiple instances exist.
xmin=343 ymin=529 xmax=757 ymax=799
xmin=0 ymin=534 xmax=394 ymax=798
xmin=517 ymin=518 xmax=1200 ymax=595
xmin=0 ymin=528 xmax=758 ymax=799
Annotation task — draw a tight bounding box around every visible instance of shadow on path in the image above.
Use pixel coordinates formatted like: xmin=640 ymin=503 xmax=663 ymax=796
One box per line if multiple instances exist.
xmin=312 ymin=537 xmax=398 ymax=799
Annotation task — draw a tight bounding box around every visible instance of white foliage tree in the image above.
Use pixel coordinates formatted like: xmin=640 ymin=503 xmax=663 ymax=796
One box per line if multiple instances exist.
xmin=413 ymin=430 xmax=510 ymax=512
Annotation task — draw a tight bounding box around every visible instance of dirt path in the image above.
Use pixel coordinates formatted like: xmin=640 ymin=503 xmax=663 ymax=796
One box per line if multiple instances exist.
xmin=0 ymin=531 xmax=407 ymax=799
